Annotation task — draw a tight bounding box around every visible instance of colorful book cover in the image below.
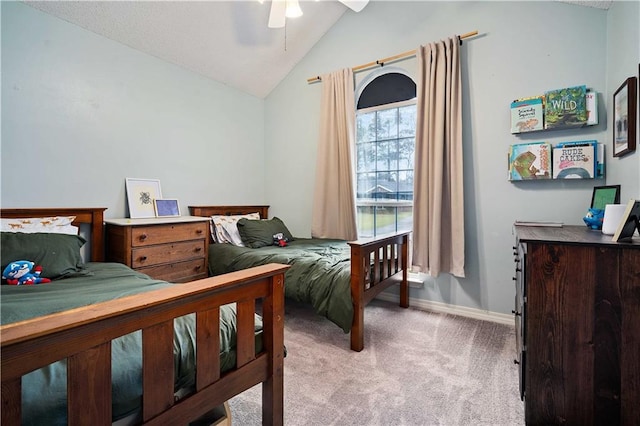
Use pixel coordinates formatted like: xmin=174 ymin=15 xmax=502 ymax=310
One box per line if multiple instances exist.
xmin=544 ymin=85 xmax=588 ymax=129
xmin=511 ymin=97 xmax=544 ymax=133
xmin=585 ymin=90 xmax=598 ymax=126
xmin=552 ymin=141 xmax=596 ymax=179
xmin=508 ymin=142 xmax=552 ymax=180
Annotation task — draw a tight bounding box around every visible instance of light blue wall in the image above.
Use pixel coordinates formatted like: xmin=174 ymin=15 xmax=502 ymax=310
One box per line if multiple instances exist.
xmin=605 ymin=0 xmax=640 ymax=200
xmin=264 ymin=1 xmax=638 ymax=315
xmin=1 ymin=2 xmax=266 ymax=218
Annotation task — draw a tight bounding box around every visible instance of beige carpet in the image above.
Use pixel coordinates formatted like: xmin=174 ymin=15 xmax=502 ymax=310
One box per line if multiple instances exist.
xmin=229 ymin=299 xmax=525 ymax=425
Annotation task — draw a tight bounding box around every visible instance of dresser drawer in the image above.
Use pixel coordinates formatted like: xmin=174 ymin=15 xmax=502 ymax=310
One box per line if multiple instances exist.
xmin=137 ymin=258 xmax=207 ymax=283
xmin=132 ymin=240 xmax=206 ymax=268
xmin=131 ymin=222 xmax=208 ymax=247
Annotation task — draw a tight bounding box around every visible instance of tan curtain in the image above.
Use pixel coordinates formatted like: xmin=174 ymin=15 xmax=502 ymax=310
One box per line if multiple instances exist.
xmin=311 ymin=68 xmax=358 ymax=240
xmin=412 ymin=36 xmax=465 ymax=278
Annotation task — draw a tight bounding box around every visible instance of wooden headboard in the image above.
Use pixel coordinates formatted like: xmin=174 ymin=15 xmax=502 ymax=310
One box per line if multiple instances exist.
xmin=189 ymin=205 xmax=269 ymax=219
xmin=0 ymin=207 xmax=107 ymax=262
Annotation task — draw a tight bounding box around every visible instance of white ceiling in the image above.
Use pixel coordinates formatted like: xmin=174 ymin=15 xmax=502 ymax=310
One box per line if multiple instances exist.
xmin=24 ymin=0 xmax=349 ymax=99
xmin=23 ymin=0 xmax=613 ymax=99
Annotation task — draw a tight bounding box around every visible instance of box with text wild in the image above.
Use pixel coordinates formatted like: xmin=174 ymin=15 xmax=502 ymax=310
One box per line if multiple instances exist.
xmin=544 ymin=85 xmax=588 ymax=129
xmin=508 ymin=142 xmax=552 ymax=181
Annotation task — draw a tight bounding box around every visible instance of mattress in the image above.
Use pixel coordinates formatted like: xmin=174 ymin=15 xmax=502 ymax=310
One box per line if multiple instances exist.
xmin=209 ymin=238 xmax=354 ymax=333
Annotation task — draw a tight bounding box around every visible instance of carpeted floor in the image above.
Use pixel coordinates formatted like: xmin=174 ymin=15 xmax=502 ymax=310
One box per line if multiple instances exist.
xmin=229 ymin=299 xmax=525 ymax=425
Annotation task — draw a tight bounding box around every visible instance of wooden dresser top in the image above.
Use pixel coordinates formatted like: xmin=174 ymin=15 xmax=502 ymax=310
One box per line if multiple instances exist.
xmin=515 ymin=224 xmax=640 ymax=248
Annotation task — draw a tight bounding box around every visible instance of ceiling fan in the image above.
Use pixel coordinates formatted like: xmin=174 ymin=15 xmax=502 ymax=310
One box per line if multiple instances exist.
xmin=266 ymin=0 xmax=370 ymax=28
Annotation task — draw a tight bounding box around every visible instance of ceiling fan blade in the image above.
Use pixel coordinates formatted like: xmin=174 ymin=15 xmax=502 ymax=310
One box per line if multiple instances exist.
xmin=268 ymin=0 xmax=286 ymax=28
xmin=339 ymin=0 xmax=369 ymax=13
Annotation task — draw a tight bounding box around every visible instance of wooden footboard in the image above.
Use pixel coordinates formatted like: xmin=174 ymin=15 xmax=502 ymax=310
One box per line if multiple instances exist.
xmin=349 ymin=232 xmax=410 ymax=351
xmin=1 ymin=264 xmax=287 ymax=425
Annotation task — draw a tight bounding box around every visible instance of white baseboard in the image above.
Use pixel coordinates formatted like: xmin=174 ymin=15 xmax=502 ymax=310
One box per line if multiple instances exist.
xmin=376 ymin=293 xmax=514 ymax=326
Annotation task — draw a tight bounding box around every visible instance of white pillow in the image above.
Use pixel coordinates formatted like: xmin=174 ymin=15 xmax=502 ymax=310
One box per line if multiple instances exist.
xmin=0 ymin=216 xmax=79 ymax=235
xmin=210 ymin=213 xmax=260 ymax=246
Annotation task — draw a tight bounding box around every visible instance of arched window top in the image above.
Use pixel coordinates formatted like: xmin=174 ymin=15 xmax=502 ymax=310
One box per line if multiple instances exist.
xmin=357 ymin=69 xmax=416 ymax=110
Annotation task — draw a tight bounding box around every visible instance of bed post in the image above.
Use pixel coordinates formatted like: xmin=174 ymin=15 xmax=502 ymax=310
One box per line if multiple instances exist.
xmin=350 ymin=246 xmax=366 ymax=352
xmin=261 ymin=271 xmax=286 ymax=425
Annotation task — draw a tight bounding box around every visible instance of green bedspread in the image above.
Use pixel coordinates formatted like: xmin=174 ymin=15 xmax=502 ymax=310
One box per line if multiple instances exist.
xmin=1 ymin=262 xmax=261 ymax=425
xmin=209 ymin=238 xmax=353 ymax=333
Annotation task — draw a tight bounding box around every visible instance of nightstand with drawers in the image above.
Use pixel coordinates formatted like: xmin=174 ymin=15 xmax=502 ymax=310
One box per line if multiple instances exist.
xmin=105 ymin=216 xmax=209 ymax=283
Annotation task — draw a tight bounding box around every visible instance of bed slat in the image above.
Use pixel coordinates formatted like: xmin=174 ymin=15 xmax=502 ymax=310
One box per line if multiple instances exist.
xmin=143 ymin=321 xmax=175 ymax=421
xmin=68 ymin=342 xmax=112 ymax=426
xmin=1 ymin=379 xmax=21 ymax=425
xmin=236 ymin=299 xmax=257 ymax=368
xmin=196 ymin=308 xmax=221 ymax=390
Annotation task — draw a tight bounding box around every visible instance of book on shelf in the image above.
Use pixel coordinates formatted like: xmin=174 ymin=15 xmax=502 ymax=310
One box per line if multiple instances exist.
xmin=511 ymin=96 xmax=544 ymax=133
xmin=612 ymin=199 xmax=640 ymax=242
xmin=552 ymin=140 xmax=597 ymax=179
xmin=585 ymin=90 xmax=598 ymax=125
xmin=508 ymin=142 xmax=552 ymax=181
xmin=544 ymin=85 xmax=588 ymax=129
xmin=514 ymin=221 xmax=564 ymax=227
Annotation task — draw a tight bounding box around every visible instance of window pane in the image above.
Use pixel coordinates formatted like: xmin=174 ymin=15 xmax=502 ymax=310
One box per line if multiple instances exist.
xmin=376 ymin=109 xmax=398 ymax=140
xmin=399 ymin=105 xmax=417 ymax=137
xmin=357 ymin=112 xmax=376 ymax=143
xmin=357 ymin=172 xmax=377 ymax=199
xmin=399 ymin=138 xmax=414 ymax=169
xmin=357 ymin=205 xmax=375 ymax=238
xmin=375 ymin=206 xmax=397 ymax=235
xmin=397 ymin=205 xmax=413 ymax=233
xmin=357 ymin=142 xmax=376 ymax=172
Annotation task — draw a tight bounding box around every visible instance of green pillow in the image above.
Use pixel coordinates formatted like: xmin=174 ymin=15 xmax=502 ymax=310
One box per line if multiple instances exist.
xmin=1 ymin=232 xmax=88 ymax=280
xmin=237 ymin=217 xmax=295 ymax=248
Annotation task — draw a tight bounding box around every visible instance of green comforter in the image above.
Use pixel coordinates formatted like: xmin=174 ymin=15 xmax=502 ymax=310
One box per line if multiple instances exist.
xmin=209 ymin=238 xmax=353 ymax=333
xmin=1 ymin=262 xmax=261 ymax=425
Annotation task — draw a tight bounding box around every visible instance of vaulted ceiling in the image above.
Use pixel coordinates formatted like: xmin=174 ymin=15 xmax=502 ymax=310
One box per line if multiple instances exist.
xmin=23 ymin=0 xmax=613 ymax=99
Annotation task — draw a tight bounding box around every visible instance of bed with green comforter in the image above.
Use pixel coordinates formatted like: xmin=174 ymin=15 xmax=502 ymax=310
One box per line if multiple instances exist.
xmin=1 ymin=262 xmax=262 ymax=426
xmin=209 ymin=238 xmax=354 ymax=333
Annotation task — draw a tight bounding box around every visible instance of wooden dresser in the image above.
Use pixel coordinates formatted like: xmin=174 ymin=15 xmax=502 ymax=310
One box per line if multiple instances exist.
xmin=513 ymin=225 xmax=640 ymax=425
xmin=105 ymin=216 xmax=209 ymax=283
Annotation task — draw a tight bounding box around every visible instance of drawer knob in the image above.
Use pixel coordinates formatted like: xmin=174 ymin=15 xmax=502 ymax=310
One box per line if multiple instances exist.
xmin=195 ymin=265 xmax=202 ymax=271
xmin=196 ymin=229 xmax=203 ymax=234
xmin=139 ymin=234 xmax=147 ymax=241
xmin=195 ymin=247 xmax=202 ymax=252
xmin=139 ymin=256 xmax=147 ymax=262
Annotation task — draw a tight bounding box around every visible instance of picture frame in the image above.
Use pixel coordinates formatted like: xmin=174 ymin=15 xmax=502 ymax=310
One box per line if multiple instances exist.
xmin=125 ymin=178 xmax=162 ymax=219
xmin=612 ymin=77 xmax=637 ymax=157
xmin=590 ymin=185 xmax=621 ymax=210
xmin=154 ymin=199 xmax=181 ymax=217
xmin=612 ymin=199 xmax=640 ymax=242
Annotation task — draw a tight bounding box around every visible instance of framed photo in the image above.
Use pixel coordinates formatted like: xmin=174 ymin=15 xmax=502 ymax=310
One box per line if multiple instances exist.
xmin=612 ymin=199 xmax=640 ymax=242
xmin=590 ymin=185 xmax=621 ymax=210
xmin=613 ymin=77 xmax=637 ymax=157
xmin=154 ymin=199 xmax=181 ymax=217
xmin=126 ymin=178 xmax=162 ymax=219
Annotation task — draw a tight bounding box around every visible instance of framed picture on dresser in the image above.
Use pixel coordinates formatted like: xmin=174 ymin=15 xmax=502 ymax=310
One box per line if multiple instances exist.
xmin=126 ymin=178 xmax=162 ymax=218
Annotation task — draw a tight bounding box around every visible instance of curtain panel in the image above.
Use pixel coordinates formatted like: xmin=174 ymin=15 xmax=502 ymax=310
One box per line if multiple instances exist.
xmin=412 ymin=36 xmax=465 ymax=278
xmin=311 ymin=68 xmax=358 ymax=241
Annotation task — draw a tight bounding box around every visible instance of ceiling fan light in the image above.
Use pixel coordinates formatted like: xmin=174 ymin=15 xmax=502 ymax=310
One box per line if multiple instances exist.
xmin=285 ymin=0 xmax=303 ymax=18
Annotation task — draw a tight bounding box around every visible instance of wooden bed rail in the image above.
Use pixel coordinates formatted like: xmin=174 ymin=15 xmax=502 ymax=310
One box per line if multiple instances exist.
xmin=1 ymin=264 xmax=288 ymax=426
xmin=349 ymin=232 xmax=410 ymax=351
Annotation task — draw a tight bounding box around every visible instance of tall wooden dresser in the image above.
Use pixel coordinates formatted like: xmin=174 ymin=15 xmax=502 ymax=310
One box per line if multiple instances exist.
xmin=105 ymin=216 xmax=209 ymax=283
xmin=513 ymin=225 xmax=640 ymax=425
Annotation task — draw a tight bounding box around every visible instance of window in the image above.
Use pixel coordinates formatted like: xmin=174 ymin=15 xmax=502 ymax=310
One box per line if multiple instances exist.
xmin=355 ymin=70 xmax=417 ymax=238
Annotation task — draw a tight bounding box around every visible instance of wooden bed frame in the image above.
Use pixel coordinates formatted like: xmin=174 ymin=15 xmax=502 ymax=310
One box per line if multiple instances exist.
xmin=0 ymin=207 xmax=287 ymax=425
xmin=189 ymin=205 xmax=410 ymax=352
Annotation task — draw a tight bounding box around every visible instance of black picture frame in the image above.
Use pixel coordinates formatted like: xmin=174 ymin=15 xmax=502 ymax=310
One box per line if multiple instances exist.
xmin=612 ymin=199 xmax=640 ymax=242
xmin=154 ymin=199 xmax=181 ymax=217
xmin=613 ymin=77 xmax=637 ymax=157
xmin=590 ymin=185 xmax=621 ymax=210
